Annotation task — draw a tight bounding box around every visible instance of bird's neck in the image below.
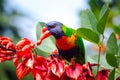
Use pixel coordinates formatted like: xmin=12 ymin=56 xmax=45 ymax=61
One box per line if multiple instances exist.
xmin=56 ymin=34 xmax=77 ymax=50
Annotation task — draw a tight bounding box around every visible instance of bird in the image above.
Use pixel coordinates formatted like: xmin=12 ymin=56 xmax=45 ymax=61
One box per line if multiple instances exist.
xmin=37 ymin=21 xmax=85 ymax=64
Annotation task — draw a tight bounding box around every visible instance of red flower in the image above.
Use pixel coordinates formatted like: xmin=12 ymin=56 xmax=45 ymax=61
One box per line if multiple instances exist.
xmin=47 ymin=57 xmax=66 ymax=78
xmin=33 ymin=56 xmax=48 ymax=71
xmin=16 ymin=54 xmax=35 ymax=80
xmin=45 ymin=70 xmax=60 ymax=80
xmin=116 ymin=76 xmax=120 ymax=80
xmin=16 ymin=38 xmax=34 ymax=53
xmin=66 ymin=63 xmax=82 ymax=80
xmin=0 ymin=55 xmax=13 ymax=62
xmin=32 ymin=68 xmax=46 ymax=80
xmin=81 ymin=62 xmax=95 ymax=80
xmin=31 ymin=56 xmax=48 ymax=80
xmin=16 ymin=61 xmax=31 ymax=80
xmin=14 ymin=38 xmax=34 ymax=66
xmin=82 ymin=62 xmax=93 ymax=76
xmin=81 ymin=71 xmax=95 ymax=80
xmin=15 ymin=53 xmax=48 ymax=80
xmin=0 ymin=36 xmax=15 ymax=62
xmin=97 ymin=69 xmax=109 ymax=80
xmin=60 ymin=72 xmax=75 ymax=80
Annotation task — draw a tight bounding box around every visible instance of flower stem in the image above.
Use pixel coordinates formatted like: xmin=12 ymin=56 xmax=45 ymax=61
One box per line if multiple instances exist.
xmin=97 ymin=46 xmax=101 ymax=73
xmin=97 ymin=35 xmax=104 ymax=73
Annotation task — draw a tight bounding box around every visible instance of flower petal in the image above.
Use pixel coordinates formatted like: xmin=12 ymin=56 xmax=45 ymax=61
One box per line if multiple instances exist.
xmin=16 ymin=62 xmax=31 ymax=80
xmin=48 ymin=58 xmax=65 ymax=77
xmin=34 ymin=56 xmax=47 ymax=71
xmin=116 ymin=76 xmax=120 ymax=80
xmin=66 ymin=63 xmax=82 ymax=79
xmin=32 ymin=68 xmax=46 ymax=80
xmin=97 ymin=69 xmax=109 ymax=80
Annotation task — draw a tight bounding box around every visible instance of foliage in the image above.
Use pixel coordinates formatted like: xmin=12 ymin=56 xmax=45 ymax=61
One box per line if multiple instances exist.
xmin=78 ymin=3 xmax=120 ymax=79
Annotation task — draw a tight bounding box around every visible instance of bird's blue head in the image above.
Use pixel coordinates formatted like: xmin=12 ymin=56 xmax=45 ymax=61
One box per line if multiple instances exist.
xmin=44 ymin=21 xmax=64 ymax=39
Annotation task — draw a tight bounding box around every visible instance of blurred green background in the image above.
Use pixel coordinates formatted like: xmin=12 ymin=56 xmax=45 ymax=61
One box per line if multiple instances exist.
xmin=0 ymin=0 xmax=120 ymax=80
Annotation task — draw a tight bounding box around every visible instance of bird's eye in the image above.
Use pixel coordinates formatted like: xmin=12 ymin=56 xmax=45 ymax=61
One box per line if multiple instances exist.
xmin=50 ymin=25 xmax=55 ymax=28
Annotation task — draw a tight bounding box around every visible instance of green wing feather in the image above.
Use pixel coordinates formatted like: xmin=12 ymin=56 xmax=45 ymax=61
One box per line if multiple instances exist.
xmin=76 ymin=35 xmax=85 ymax=63
xmin=62 ymin=24 xmax=85 ymax=63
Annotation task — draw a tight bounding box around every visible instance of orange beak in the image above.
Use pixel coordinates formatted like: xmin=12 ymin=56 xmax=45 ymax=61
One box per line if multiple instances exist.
xmin=37 ymin=27 xmax=51 ymax=45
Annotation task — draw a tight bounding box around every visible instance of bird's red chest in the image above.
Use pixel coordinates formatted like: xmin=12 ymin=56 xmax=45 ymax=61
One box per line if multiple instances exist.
xmin=56 ymin=35 xmax=77 ymax=50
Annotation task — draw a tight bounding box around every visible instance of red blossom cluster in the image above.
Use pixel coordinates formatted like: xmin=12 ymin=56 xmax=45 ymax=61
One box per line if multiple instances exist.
xmin=0 ymin=36 xmax=117 ymax=80
xmin=0 ymin=36 xmax=16 ymax=62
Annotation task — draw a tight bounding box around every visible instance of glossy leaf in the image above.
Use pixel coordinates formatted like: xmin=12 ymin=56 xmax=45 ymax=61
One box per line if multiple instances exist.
xmin=36 ymin=48 xmax=49 ymax=57
xmin=97 ymin=4 xmax=110 ymax=34
xmin=113 ymin=25 xmax=120 ymax=35
xmin=80 ymin=9 xmax=97 ymax=32
xmin=37 ymin=38 xmax=56 ymax=53
xmin=108 ymin=68 xmax=115 ymax=80
xmin=36 ymin=22 xmax=45 ymax=40
xmin=106 ymin=33 xmax=118 ymax=67
xmin=36 ymin=22 xmax=56 ymax=53
xmin=118 ymin=40 xmax=120 ymax=66
xmin=1 ymin=61 xmax=18 ymax=80
xmin=77 ymin=28 xmax=99 ymax=44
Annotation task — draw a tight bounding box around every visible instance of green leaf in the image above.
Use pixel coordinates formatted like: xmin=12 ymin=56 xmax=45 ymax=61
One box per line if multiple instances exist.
xmin=0 ymin=64 xmax=9 ymax=80
xmin=118 ymin=40 xmax=120 ymax=54
xmin=36 ymin=22 xmax=45 ymax=40
xmin=0 ymin=61 xmax=18 ymax=80
xmin=76 ymin=28 xmax=99 ymax=44
xmin=113 ymin=25 xmax=120 ymax=35
xmin=108 ymin=68 xmax=115 ymax=80
xmin=106 ymin=33 xmax=118 ymax=67
xmin=36 ymin=48 xmax=49 ymax=57
xmin=80 ymin=9 xmax=97 ymax=32
xmin=99 ymin=4 xmax=109 ymax=18
xmin=118 ymin=40 xmax=120 ymax=66
xmin=37 ymin=37 xmax=56 ymax=53
xmin=36 ymin=22 xmax=56 ymax=54
xmin=97 ymin=4 xmax=110 ymax=34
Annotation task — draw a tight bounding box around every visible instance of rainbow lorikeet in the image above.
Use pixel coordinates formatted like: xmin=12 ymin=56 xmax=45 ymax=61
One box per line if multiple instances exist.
xmin=37 ymin=21 xmax=85 ymax=64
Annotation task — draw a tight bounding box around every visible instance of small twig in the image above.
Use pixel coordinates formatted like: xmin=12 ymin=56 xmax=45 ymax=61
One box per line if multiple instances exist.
xmin=97 ymin=35 xmax=104 ymax=74
xmin=97 ymin=46 xmax=101 ymax=73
